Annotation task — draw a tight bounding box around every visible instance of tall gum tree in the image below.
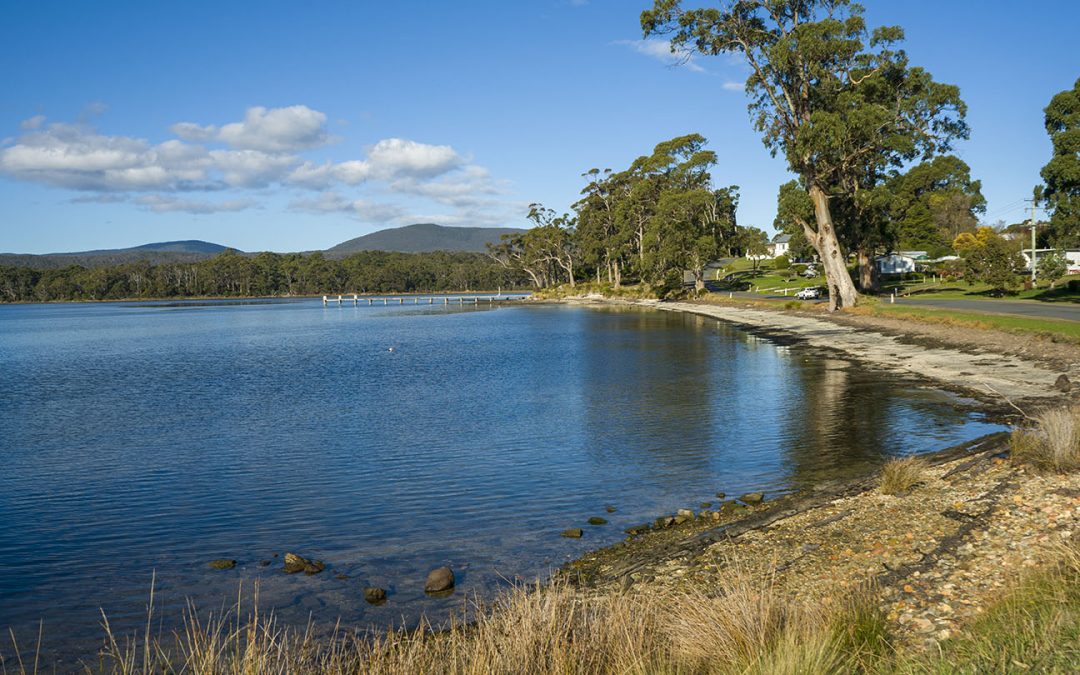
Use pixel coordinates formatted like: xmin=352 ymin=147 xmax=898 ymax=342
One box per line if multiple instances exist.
xmin=643 ymin=0 xmax=968 ymax=310
xmin=1040 ymin=77 xmax=1080 ymax=247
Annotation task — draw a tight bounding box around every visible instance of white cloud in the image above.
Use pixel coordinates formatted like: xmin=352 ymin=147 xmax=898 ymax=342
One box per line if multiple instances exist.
xmin=366 ymin=138 xmax=462 ymax=178
xmin=289 ymin=191 xmax=405 ymax=223
xmin=616 ymin=39 xmax=705 ymax=73
xmin=172 ymin=105 xmax=329 ymax=152
xmin=284 ymin=138 xmax=463 ymax=190
xmin=722 ymin=81 xmax=744 ymax=91
xmin=390 ymin=165 xmax=502 ymax=208
xmin=0 ymin=106 xmax=519 ymax=229
xmin=20 ymin=115 xmax=45 ymax=131
xmin=0 ymin=123 xmax=210 ymax=191
xmin=208 ymin=148 xmax=298 ymax=188
xmin=135 ymin=195 xmax=255 ymax=214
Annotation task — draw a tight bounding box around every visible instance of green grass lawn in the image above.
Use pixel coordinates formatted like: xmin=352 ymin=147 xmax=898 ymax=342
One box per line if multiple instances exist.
xmin=879 ymin=275 xmax=1080 ymax=303
xmin=859 ymin=300 xmax=1080 ymax=341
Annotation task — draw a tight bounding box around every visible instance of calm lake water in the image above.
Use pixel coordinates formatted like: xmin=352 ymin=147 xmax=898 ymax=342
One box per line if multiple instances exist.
xmin=0 ymin=299 xmax=1003 ymax=662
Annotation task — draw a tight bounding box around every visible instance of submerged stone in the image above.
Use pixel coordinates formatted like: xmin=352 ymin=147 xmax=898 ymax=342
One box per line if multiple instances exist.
xmin=561 ymin=528 xmax=584 ymax=538
xmin=283 ymin=552 xmax=325 ymax=575
xmin=364 ymin=586 xmax=387 ymax=604
xmin=740 ymin=492 xmax=765 ymax=505
xmin=208 ymin=559 xmax=236 ymax=570
xmin=587 ymin=516 xmax=608 ymax=526
xmin=424 ymin=566 xmax=455 ymax=593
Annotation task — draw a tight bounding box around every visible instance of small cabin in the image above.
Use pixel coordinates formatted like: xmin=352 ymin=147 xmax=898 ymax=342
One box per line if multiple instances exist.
xmin=874 ymin=253 xmax=916 ymax=275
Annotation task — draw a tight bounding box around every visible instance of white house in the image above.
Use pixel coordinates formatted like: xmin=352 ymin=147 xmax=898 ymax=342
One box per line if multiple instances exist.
xmin=874 ymin=253 xmax=916 ymax=275
xmin=770 ymin=234 xmax=791 ymax=258
xmin=746 ymin=233 xmax=792 ymax=261
xmin=1021 ymin=248 xmax=1080 ymax=274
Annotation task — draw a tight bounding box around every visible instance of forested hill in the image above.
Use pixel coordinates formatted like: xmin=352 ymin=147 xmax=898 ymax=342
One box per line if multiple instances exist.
xmin=0 ymin=240 xmax=232 ymax=269
xmin=325 ymin=223 xmax=525 ymax=256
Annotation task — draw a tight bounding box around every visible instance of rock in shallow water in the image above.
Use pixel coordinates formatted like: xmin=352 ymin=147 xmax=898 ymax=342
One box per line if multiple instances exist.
xmin=588 ymin=516 xmax=608 ymax=525
xmin=364 ymin=587 xmax=387 ymax=604
xmin=561 ymin=528 xmax=584 ymax=538
xmin=740 ymin=492 xmax=765 ymax=505
xmin=283 ymin=552 xmax=325 ymax=575
xmin=424 ymin=566 xmax=455 ymax=593
xmin=208 ymin=559 xmax=236 ymax=570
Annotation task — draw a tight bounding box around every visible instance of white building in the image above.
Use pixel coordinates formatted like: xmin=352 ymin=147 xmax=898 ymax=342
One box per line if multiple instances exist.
xmin=1021 ymin=248 xmax=1080 ymax=274
xmin=874 ymin=253 xmax=916 ymax=275
xmin=770 ymin=234 xmax=791 ymax=258
xmin=746 ymin=233 xmax=792 ymax=261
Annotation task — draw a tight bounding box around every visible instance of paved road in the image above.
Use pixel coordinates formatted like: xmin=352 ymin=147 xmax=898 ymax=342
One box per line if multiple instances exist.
xmin=895 ymin=297 xmax=1080 ymax=322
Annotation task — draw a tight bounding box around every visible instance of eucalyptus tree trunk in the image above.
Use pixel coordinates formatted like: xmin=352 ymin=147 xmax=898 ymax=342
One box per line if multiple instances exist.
xmin=856 ymin=248 xmax=876 ymax=292
xmin=805 ymin=185 xmax=859 ymax=311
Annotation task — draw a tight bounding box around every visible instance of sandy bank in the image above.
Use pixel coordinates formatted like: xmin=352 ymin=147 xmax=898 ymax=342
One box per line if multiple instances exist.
xmin=554 ymin=297 xmax=1075 ymax=406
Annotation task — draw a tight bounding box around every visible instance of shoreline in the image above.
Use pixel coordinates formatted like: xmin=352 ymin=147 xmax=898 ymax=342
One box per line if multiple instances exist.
xmin=0 ymin=290 xmax=532 ymax=306
xmin=548 ymin=295 xmax=1079 ymax=650
xmin=545 ymin=296 xmax=1075 ymax=408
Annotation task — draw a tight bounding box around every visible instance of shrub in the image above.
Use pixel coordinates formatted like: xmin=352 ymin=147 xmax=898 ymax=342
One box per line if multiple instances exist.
xmin=1011 ymin=406 xmax=1080 ymax=472
xmin=774 ymin=255 xmax=790 ymax=270
xmin=878 ymin=456 xmax=926 ymax=495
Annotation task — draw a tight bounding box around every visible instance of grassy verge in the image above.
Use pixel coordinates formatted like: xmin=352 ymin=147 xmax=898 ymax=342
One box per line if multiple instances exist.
xmin=851 ymin=300 xmax=1080 ymax=342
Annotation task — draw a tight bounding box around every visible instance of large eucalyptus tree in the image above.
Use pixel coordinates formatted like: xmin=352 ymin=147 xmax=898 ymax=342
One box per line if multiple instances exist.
xmin=642 ymin=0 xmax=968 ymax=309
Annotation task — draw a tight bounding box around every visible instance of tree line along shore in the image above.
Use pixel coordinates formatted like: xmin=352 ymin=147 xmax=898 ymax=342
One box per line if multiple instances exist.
xmin=0 ymin=249 xmax=531 ymax=303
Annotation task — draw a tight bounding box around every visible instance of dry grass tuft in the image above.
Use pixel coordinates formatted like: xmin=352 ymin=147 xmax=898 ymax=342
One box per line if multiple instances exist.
xmin=24 ymin=564 xmax=883 ymax=675
xmin=878 ymin=456 xmax=927 ymax=495
xmin=1011 ymin=406 xmax=1080 ymax=472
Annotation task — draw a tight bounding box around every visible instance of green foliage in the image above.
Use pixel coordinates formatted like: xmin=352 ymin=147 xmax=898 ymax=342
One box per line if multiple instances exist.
xmin=953 ymin=227 xmax=1023 ymax=295
xmin=886 ymin=155 xmax=986 ymax=256
xmin=737 ymin=226 xmax=771 ymax=271
xmin=1040 ymin=77 xmax=1080 ymax=247
xmin=644 ymin=0 xmax=969 ymax=309
xmin=487 ymin=204 xmax=578 ymax=289
xmin=0 ymin=250 xmax=528 ymax=303
xmin=571 ymin=134 xmax=740 ymax=289
xmin=773 ymin=181 xmax=815 ymax=259
xmin=1038 ymin=251 xmax=1068 ymax=285
xmin=773 ymin=255 xmax=790 ymax=270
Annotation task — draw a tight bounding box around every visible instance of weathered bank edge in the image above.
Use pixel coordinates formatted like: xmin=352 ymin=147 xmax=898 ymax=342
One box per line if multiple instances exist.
xmin=545 ymin=296 xmax=1075 ymax=407
xmin=543 ymin=296 xmax=1079 ymax=648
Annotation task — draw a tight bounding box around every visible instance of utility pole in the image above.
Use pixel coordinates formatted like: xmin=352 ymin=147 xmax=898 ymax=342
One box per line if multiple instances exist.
xmin=1029 ymin=200 xmax=1038 ymax=283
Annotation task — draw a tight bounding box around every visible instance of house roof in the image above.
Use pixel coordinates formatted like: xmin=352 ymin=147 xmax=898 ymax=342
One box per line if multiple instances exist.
xmin=772 ymin=234 xmax=792 ymax=243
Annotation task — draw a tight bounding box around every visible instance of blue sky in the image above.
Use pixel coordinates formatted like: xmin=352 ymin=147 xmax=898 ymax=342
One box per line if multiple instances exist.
xmin=1 ymin=0 xmax=1077 ymax=254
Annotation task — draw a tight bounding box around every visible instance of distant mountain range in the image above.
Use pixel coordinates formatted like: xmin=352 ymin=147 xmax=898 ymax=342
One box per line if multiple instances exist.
xmin=0 ymin=225 xmax=525 ymax=268
xmin=324 ymin=223 xmax=524 ymax=256
xmin=0 ymin=240 xmax=234 ymax=269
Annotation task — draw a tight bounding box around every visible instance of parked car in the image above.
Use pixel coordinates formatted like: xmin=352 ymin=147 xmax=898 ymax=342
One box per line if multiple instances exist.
xmin=794 ymin=287 xmax=820 ymax=300
xmin=801 ymin=266 xmax=818 ymax=278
